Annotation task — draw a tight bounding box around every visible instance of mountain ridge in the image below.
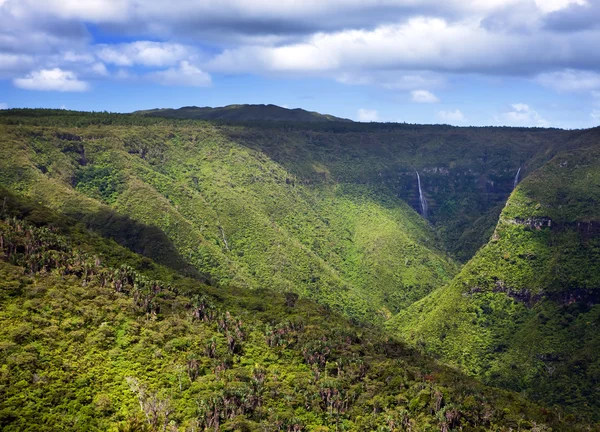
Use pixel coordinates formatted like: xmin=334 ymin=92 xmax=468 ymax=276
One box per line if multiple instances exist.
xmin=134 ymin=104 xmax=353 ymax=123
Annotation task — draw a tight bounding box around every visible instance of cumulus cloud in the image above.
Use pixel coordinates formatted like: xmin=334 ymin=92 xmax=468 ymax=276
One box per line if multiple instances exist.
xmin=438 ymin=109 xmax=466 ymax=124
xmin=2 ymin=0 xmax=600 ymax=103
xmin=9 ymin=0 xmax=588 ymax=41
xmin=97 ymin=41 xmax=195 ymax=67
xmin=206 ymin=15 xmax=600 ymax=78
xmin=496 ymin=103 xmax=550 ymax=127
xmin=336 ymin=71 xmax=444 ymax=91
xmin=13 ymin=68 xmax=89 ymax=92
xmin=357 ymin=109 xmax=379 ymax=122
xmin=537 ymin=69 xmax=600 ymax=92
xmin=411 ymin=90 xmax=439 ymax=103
xmin=543 ymin=1 xmax=600 ymax=31
xmin=148 ymin=61 xmax=211 ymax=87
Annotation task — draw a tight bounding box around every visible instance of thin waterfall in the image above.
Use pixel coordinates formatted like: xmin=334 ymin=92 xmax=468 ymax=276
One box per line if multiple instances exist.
xmin=416 ymin=171 xmax=428 ymax=219
xmin=513 ymin=167 xmax=521 ymax=189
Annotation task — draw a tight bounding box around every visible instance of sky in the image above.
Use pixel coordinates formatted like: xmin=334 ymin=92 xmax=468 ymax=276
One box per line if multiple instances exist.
xmin=1 ymin=0 xmax=600 ymax=128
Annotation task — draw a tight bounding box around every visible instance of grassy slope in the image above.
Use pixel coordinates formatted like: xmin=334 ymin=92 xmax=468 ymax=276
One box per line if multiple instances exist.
xmin=1 ymin=191 xmax=595 ymax=431
xmin=389 ymin=145 xmax=600 ymax=419
xmin=0 ymin=117 xmax=456 ymax=323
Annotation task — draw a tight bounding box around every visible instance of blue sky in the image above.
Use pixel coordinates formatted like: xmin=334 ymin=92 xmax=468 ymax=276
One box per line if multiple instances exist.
xmin=1 ymin=0 xmax=600 ymax=128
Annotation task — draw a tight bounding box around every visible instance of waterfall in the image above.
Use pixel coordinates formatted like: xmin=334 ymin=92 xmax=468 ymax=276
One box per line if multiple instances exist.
xmin=513 ymin=167 xmax=521 ymax=189
xmin=416 ymin=171 xmax=428 ymax=219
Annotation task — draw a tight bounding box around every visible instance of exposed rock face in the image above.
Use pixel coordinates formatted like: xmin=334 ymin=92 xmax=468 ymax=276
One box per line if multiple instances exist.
xmin=504 ymin=217 xmax=600 ymax=239
xmin=467 ymin=281 xmax=600 ymax=307
xmin=510 ymin=216 xmax=553 ymax=229
xmin=467 ymin=281 xmax=542 ymax=306
xmin=422 ymin=167 xmax=450 ymax=175
xmin=574 ymin=221 xmax=600 ymax=239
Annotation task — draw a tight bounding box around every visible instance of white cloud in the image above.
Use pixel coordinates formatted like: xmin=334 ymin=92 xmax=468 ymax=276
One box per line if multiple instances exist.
xmin=205 ymin=14 xmax=600 ymax=78
xmin=336 ymin=71 xmax=444 ymax=91
xmin=537 ymin=69 xmax=600 ymax=92
xmin=0 ymin=103 xmax=8 ymax=110
xmin=411 ymin=89 xmax=440 ymax=103
xmin=438 ymin=109 xmax=466 ymax=123
xmin=90 ymin=62 xmax=108 ymax=76
xmin=0 ymin=0 xmax=599 ymax=113
xmin=10 ymin=0 xmax=584 ymax=35
xmin=534 ymin=0 xmax=586 ymax=13
xmin=148 ymin=61 xmax=211 ymax=87
xmin=592 ymin=110 xmax=600 ymax=124
xmin=97 ymin=41 xmax=195 ymax=67
xmin=62 ymin=51 xmax=96 ymax=64
xmin=357 ymin=108 xmax=379 ymax=122
xmin=496 ymin=103 xmax=550 ymax=127
xmin=13 ymin=68 xmax=89 ymax=92
xmin=208 ymin=18 xmax=506 ymax=74
xmin=19 ymin=0 xmax=130 ymax=22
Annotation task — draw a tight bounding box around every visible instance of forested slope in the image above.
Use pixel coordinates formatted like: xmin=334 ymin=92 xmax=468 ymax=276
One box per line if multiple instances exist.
xmin=0 ymin=111 xmax=456 ymax=323
xmin=390 ymin=144 xmax=600 ymax=420
xmin=2 ymin=109 xmax=600 ymax=425
xmin=1 ymin=190 xmax=588 ymax=431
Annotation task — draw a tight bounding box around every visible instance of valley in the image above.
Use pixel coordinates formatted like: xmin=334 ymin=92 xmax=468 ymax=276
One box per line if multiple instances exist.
xmin=0 ymin=107 xmax=599 ymax=430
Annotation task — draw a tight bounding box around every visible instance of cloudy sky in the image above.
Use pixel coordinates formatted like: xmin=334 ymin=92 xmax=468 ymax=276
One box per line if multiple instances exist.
xmin=1 ymin=0 xmax=600 ymax=127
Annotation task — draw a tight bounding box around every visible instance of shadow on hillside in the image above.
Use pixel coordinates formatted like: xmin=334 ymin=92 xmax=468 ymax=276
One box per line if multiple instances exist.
xmin=75 ymin=208 xmax=206 ymax=281
xmin=0 ymin=188 xmax=206 ymax=283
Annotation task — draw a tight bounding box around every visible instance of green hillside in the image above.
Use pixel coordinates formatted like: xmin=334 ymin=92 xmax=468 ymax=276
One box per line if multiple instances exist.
xmin=0 ymin=111 xmax=456 ymax=323
xmin=208 ymin=122 xmax=577 ymax=261
xmin=2 ymin=109 xmax=600 ymax=427
xmin=135 ymin=104 xmax=352 ymax=123
xmin=2 ymin=190 xmax=587 ymax=431
xmin=390 ymin=143 xmax=600 ymax=419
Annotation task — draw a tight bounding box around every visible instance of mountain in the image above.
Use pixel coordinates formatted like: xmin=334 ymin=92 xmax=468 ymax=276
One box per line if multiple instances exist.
xmin=1 ymin=109 xmax=600 ymax=427
xmin=135 ymin=104 xmax=353 ymax=123
xmin=389 ymin=140 xmax=600 ymax=420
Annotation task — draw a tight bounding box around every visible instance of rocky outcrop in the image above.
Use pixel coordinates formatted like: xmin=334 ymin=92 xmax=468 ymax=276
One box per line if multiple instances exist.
xmin=467 ymin=280 xmax=542 ymax=306
xmin=510 ymin=216 xmax=553 ymax=229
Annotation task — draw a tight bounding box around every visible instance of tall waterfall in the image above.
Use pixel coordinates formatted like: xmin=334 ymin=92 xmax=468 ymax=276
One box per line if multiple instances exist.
xmin=513 ymin=167 xmax=521 ymax=189
xmin=416 ymin=171 xmax=428 ymax=219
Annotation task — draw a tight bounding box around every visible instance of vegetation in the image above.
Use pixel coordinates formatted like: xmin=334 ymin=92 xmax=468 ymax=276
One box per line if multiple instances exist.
xmin=1 ymin=109 xmax=600 ymax=428
xmin=0 ymin=113 xmax=457 ymax=323
xmin=135 ymin=104 xmax=352 ymax=123
xmin=391 ymin=146 xmax=600 ymax=420
xmin=1 ymin=191 xmax=588 ymax=431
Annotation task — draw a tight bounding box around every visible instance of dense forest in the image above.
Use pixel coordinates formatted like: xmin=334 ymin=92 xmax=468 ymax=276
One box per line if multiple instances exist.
xmin=1 ymin=108 xmax=599 ymax=430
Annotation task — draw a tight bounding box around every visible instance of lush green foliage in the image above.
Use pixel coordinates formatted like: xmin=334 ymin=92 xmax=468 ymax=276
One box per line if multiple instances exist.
xmin=391 ymin=146 xmax=600 ymax=420
xmin=1 ymin=194 xmax=585 ymax=431
xmin=2 ymin=110 xmax=600 ymax=428
xmin=0 ymin=117 xmax=457 ymax=323
xmin=3 ymin=108 xmax=591 ymax=262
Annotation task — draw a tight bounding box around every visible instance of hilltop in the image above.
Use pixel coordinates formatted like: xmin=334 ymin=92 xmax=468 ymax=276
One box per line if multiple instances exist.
xmin=134 ymin=104 xmax=352 ymax=123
